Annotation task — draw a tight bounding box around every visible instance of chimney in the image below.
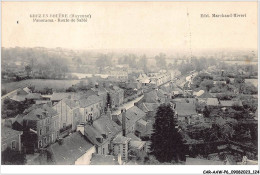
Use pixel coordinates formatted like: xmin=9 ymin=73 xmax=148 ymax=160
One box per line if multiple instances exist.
xmin=77 ymin=124 xmax=85 ymax=135
xmin=121 ymin=108 xmax=126 ymax=137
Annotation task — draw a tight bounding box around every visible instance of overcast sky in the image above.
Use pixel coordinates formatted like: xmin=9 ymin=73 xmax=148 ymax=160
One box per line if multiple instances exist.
xmin=2 ymin=2 xmax=257 ymax=52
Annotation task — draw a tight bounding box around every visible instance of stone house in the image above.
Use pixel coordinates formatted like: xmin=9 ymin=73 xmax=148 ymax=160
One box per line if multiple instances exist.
xmin=22 ymin=104 xmax=59 ymax=149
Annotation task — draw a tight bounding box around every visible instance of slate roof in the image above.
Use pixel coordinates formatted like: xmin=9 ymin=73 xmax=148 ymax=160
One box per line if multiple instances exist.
xmin=175 ymin=102 xmax=197 ymax=116
xmin=25 ymin=93 xmax=42 ymax=100
xmin=23 ymin=104 xmax=58 ymax=121
xmin=91 ymin=87 xmax=107 ymax=95
xmin=83 ymin=90 xmax=97 ymax=98
xmin=137 ymin=119 xmax=148 ymax=126
xmin=51 ymin=92 xmax=73 ymax=101
xmin=49 ymin=131 xmax=94 ymax=165
xmin=10 ymin=95 xmax=26 ymax=102
xmin=144 ymin=90 xmax=158 ymax=103
xmin=197 ymin=92 xmax=213 ymax=98
xmin=1 ymin=125 xmax=23 ymax=142
xmin=84 ymin=125 xmax=104 ymax=146
xmin=112 ymin=135 xmax=131 ymax=144
xmin=129 ymin=140 xmax=146 ymax=150
xmin=16 ymin=88 xmax=29 ymax=95
xmin=105 ymin=86 xmax=123 ymax=94
xmin=141 ymin=103 xmax=159 ymax=112
xmin=118 ymin=106 xmax=146 ymax=129
xmin=14 ymin=114 xmax=24 ymax=125
xmin=84 ymin=116 xmax=121 ymax=146
xmin=63 ymin=98 xmax=78 ymax=109
xmin=92 ymin=116 xmax=121 ymax=137
xmin=79 ymin=95 xmax=102 ymax=108
xmin=157 ymin=89 xmax=168 ymax=98
xmin=90 ymin=154 xmax=119 ymax=165
xmin=126 ymin=133 xmax=141 ymax=141
xmin=207 ymin=98 xmax=219 ymax=106
xmin=172 ymin=98 xmax=196 ymax=104
xmin=219 ymin=100 xmax=243 ymax=107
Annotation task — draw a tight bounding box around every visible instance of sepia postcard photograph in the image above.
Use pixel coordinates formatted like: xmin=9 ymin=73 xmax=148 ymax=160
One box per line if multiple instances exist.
xmin=1 ymin=1 xmax=259 ymax=174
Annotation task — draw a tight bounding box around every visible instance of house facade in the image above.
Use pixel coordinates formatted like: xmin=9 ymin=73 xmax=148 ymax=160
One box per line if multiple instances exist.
xmin=53 ymin=98 xmax=82 ymax=132
xmin=23 ymin=105 xmax=60 ymax=149
xmin=79 ymin=95 xmax=104 ymax=123
xmin=1 ymin=125 xmax=22 ymax=152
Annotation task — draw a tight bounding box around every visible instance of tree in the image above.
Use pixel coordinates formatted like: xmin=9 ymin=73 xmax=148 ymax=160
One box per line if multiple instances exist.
xmin=155 ymin=53 xmax=167 ymax=69
xmin=150 ymin=104 xmax=185 ymax=162
xmin=203 ymin=106 xmax=210 ymax=117
xmin=200 ymin=79 xmax=214 ymax=92
xmin=25 ymin=65 xmax=32 ymax=77
xmin=1 ymin=147 xmax=26 ymax=165
xmin=95 ymin=54 xmax=112 ymax=70
xmin=138 ymin=55 xmax=148 ymax=73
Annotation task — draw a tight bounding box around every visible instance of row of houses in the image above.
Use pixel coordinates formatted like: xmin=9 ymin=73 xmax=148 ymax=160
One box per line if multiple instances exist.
xmin=2 ymin=83 xmax=152 ymax=164
xmin=136 ymin=69 xmax=181 ymax=87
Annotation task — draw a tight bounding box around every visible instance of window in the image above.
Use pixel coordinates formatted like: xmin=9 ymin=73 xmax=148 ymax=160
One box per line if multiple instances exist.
xmin=54 ymin=121 xmax=56 ymax=127
xmin=63 ymin=123 xmax=66 ymax=128
xmin=46 ymin=126 xmax=49 ymax=132
xmin=44 ymin=137 xmax=47 ymax=144
xmin=11 ymin=141 xmax=16 ymax=150
xmin=103 ymin=148 xmax=105 ymax=155
xmin=91 ymin=107 xmax=93 ymax=111
xmin=39 ymin=129 xmax=42 ymax=136
xmin=38 ymin=140 xmax=42 ymax=148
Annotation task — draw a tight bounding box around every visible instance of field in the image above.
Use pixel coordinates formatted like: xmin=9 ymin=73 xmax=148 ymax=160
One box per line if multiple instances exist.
xmin=2 ymin=79 xmax=88 ymax=94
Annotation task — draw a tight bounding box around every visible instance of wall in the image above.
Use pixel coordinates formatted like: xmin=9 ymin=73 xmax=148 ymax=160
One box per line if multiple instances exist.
xmin=97 ymin=140 xmax=110 ymax=155
xmin=36 ymin=115 xmax=59 ymax=148
xmin=80 ymin=101 xmax=102 ymax=123
xmin=75 ymin=146 xmax=96 ymax=165
xmin=53 ymin=100 xmax=73 ymax=130
xmin=1 ymin=133 xmax=22 ymax=152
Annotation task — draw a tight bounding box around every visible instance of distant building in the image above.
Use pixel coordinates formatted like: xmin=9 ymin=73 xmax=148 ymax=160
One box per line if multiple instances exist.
xmin=105 ymin=85 xmax=124 ymax=109
xmin=219 ymin=100 xmax=243 ymax=107
xmin=206 ymin=98 xmax=219 ymax=106
xmin=175 ymin=102 xmax=198 ymax=124
xmin=149 ymin=72 xmax=171 ymax=86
